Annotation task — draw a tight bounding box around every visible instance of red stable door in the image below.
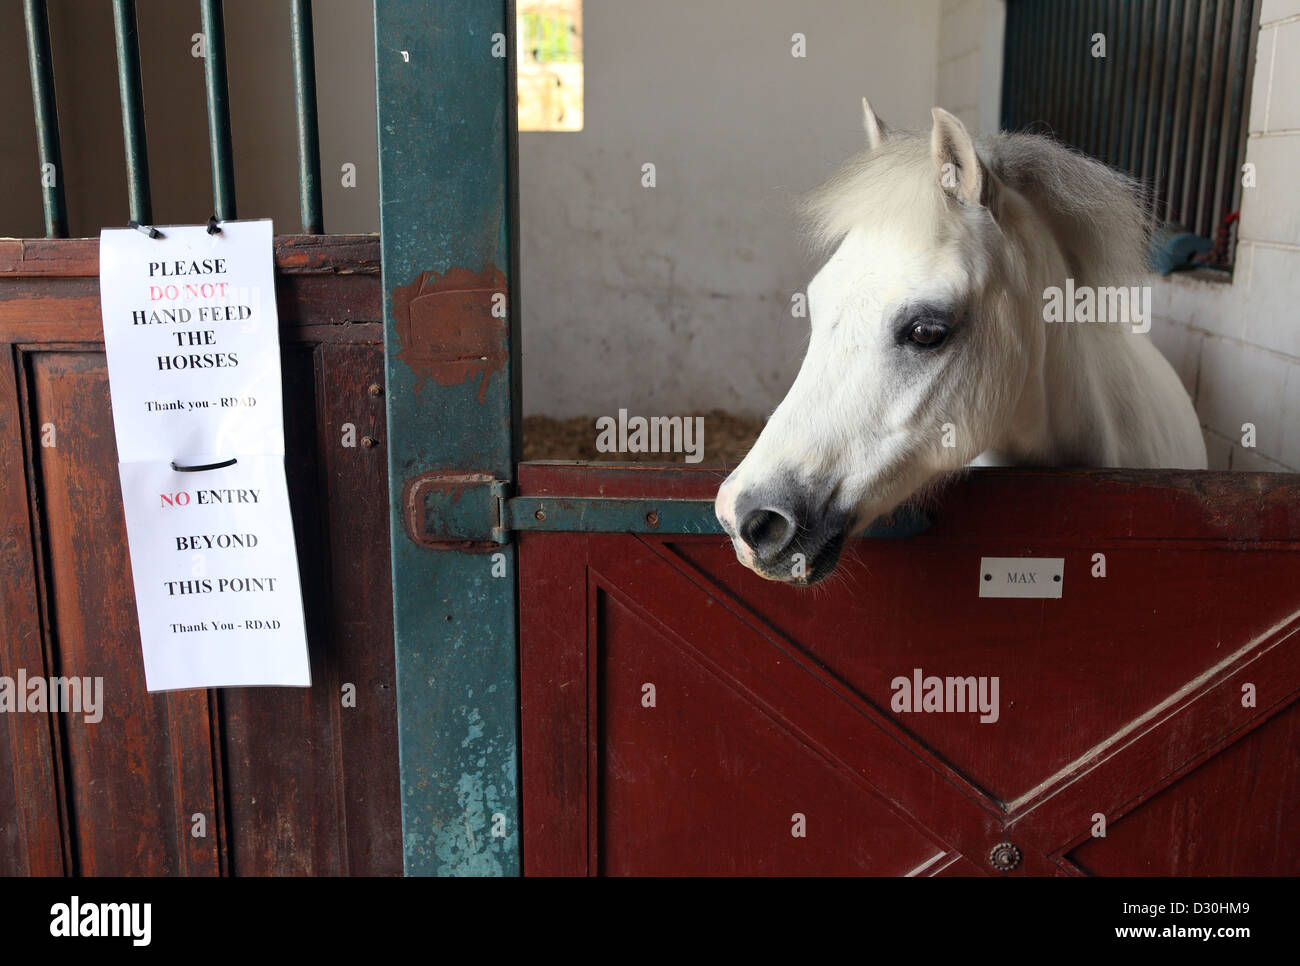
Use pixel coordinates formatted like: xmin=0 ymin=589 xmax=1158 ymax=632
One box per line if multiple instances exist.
xmin=519 ymin=464 xmax=1300 ymax=876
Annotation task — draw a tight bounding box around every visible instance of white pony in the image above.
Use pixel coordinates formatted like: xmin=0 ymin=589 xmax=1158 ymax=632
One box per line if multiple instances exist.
xmin=715 ymin=100 xmax=1206 ymax=585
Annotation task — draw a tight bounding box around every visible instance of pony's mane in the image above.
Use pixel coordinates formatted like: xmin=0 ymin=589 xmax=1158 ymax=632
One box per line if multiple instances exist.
xmin=798 ymin=129 xmax=1153 ymax=286
xmin=987 ymin=132 xmax=1152 ymax=285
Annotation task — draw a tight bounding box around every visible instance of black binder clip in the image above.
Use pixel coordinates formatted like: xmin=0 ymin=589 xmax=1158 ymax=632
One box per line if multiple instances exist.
xmin=206 ymin=215 xmax=223 ymax=235
xmin=128 ymin=221 xmax=163 ymax=239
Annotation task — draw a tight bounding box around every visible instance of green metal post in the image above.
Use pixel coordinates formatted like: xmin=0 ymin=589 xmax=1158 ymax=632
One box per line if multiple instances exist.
xmin=23 ymin=0 xmax=67 ymax=237
xmin=374 ymin=0 xmax=522 ymax=876
xmin=112 ymin=0 xmax=152 ymax=225
xmin=291 ymin=0 xmax=324 ymax=234
xmin=199 ymin=0 xmax=236 ymax=220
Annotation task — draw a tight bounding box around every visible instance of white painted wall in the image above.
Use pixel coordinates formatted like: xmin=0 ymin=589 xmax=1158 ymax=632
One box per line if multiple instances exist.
xmin=935 ymin=0 xmax=1005 ymax=135
xmin=1148 ymin=0 xmax=1300 ymax=471
xmin=518 ymin=0 xmax=943 ymax=418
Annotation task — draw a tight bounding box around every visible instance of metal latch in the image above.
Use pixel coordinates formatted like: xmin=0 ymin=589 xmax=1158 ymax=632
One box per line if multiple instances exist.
xmin=405 ymin=473 xmax=931 ymax=547
xmin=404 ymin=473 xmax=510 ymax=548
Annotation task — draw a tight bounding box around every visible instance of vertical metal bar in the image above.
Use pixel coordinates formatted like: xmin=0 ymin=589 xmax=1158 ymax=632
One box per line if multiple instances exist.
xmin=1169 ymin=0 xmax=1207 ymax=229
xmin=1193 ymin=0 xmax=1228 ymax=236
xmin=1179 ymin=0 xmax=1214 ymax=234
xmin=1114 ymin=0 xmax=1140 ymax=172
xmin=1015 ymin=0 xmax=1035 ymax=129
xmin=112 ymin=0 xmax=152 ymax=225
xmin=1075 ymin=0 xmax=1091 ymax=150
xmin=1026 ymin=0 xmax=1045 ymax=132
xmin=1058 ymin=0 xmax=1080 ymax=144
xmin=1096 ymin=0 xmax=1118 ymax=161
xmin=1134 ymin=0 xmax=1162 ymax=203
xmin=1219 ymin=0 xmax=1261 ymax=267
xmin=1031 ymin=0 xmax=1049 ymax=130
xmin=1076 ymin=0 xmax=1097 ymax=152
xmin=1044 ymin=0 xmax=1059 ymax=129
xmin=1138 ymin=0 xmax=1158 ymax=190
xmin=291 ymin=0 xmax=324 ymax=234
xmin=23 ymin=0 xmax=67 ymax=238
xmin=200 ymin=0 xmax=236 ymax=220
xmin=1154 ymin=0 xmax=1186 ymax=222
xmin=1102 ymin=0 xmax=1121 ymax=162
xmin=1049 ymin=0 xmax=1067 ymax=140
xmin=999 ymin=0 xmax=1017 ymax=131
xmin=1071 ymin=0 xmax=1091 ymax=146
xmin=375 ymin=0 xmax=521 ymax=877
xmin=1000 ymin=0 xmax=1026 ymax=132
xmin=1014 ymin=0 xmax=1031 ymax=129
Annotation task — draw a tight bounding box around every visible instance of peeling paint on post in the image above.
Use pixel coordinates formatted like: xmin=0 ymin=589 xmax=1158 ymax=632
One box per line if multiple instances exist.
xmin=391 ymin=265 xmax=510 ymax=402
xmin=374 ymin=0 xmax=521 ymax=876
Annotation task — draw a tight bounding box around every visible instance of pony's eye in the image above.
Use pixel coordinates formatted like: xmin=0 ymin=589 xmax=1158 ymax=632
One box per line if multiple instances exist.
xmin=908 ymin=322 xmax=949 ymax=347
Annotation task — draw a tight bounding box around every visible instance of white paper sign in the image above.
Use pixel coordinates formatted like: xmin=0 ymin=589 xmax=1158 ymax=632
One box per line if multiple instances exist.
xmin=100 ymin=221 xmax=311 ymax=691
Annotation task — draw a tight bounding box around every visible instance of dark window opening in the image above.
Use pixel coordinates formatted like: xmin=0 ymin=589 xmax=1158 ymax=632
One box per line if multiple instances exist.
xmin=1001 ymin=0 xmax=1260 ymax=276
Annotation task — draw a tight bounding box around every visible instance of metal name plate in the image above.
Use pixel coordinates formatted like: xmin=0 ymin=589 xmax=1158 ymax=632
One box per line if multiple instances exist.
xmin=978 ymin=557 xmax=1064 ymax=599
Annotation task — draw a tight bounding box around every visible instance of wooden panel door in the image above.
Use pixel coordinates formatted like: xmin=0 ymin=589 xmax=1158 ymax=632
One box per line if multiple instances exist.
xmin=0 ymin=237 xmax=402 ymax=876
xmin=518 ymin=464 xmax=1300 ymax=875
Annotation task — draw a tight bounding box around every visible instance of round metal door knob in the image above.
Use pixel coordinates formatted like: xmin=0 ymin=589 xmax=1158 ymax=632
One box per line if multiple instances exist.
xmin=988 ymin=842 xmax=1021 ymax=871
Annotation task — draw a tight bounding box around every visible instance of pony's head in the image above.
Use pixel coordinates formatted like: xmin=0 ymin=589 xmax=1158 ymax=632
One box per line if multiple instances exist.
xmin=715 ymin=101 xmax=1037 ymax=584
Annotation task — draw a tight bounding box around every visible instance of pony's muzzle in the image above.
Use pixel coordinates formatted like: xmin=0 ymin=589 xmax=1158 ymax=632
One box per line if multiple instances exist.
xmin=716 ymin=477 xmax=801 ymax=565
xmin=737 ymin=505 xmax=798 ymax=563
xmin=716 ymin=470 xmax=850 ymax=584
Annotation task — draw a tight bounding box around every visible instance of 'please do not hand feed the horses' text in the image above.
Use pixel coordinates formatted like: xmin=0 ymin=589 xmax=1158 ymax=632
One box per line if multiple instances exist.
xmin=100 ymin=220 xmax=310 ymax=692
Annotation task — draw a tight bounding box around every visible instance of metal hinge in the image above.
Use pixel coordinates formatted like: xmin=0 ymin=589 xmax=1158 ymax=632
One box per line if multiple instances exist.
xmin=404 ymin=473 xmax=930 ymax=548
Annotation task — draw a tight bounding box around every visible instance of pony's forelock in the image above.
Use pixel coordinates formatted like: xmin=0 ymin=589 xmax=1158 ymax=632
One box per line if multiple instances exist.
xmin=796 ymin=137 xmax=947 ymax=257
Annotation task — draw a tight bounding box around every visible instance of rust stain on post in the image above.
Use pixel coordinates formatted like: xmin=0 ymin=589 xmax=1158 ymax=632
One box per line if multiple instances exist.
xmin=391 ymin=265 xmax=508 ymax=403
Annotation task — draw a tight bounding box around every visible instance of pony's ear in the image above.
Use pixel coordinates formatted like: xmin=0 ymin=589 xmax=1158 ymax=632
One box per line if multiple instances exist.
xmin=930 ymin=108 xmax=988 ymax=206
xmin=862 ymin=97 xmax=888 ymax=152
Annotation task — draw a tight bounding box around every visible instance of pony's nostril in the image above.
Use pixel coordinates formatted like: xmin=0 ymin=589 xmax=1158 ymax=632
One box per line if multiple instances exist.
xmin=739 ymin=507 xmax=797 ymax=559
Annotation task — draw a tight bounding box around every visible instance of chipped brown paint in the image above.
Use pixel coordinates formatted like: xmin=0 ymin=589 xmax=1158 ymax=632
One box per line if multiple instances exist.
xmin=391 ymin=265 xmax=508 ymax=403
